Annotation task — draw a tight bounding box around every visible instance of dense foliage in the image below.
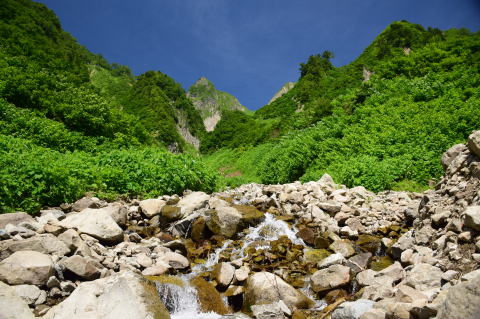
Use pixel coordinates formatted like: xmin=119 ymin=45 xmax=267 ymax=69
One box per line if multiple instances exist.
xmin=0 ymin=0 xmax=217 ymax=213
xmin=207 ymin=23 xmax=480 ymax=192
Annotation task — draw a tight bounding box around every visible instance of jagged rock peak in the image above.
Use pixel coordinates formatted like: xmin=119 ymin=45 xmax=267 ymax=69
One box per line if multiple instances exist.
xmin=268 ymin=82 xmax=295 ymax=104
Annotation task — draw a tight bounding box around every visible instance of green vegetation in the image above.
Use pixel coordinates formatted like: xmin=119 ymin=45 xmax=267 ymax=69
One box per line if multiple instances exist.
xmin=0 ymin=0 xmax=216 ymax=213
xmin=187 ymin=77 xmax=249 ymax=120
xmin=206 ymin=22 xmax=480 ymax=192
xmin=0 ymin=0 xmax=478 ymax=212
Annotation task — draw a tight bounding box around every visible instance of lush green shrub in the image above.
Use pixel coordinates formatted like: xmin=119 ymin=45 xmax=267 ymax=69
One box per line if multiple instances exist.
xmin=0 ymin=135 xmax=219 ymax=213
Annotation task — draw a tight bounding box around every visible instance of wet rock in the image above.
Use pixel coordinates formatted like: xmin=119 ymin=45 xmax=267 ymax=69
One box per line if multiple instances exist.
xmin=244 ymin=272 xmax=314 ymax=310
xmin=347 ymin=253 xmax=372 ymax=273
xmin=190 ymin=276 xmax=231 ymax=315
xmin=161 ymin=205 xmax=182 ymax=221
xmin=304 ymin=249 xmax=332 ymax=265
xmin=463 ymin=206 xmax=480 ymax=231
xmin=213 ymin=262 xmax=235 ymax=288
xmin=59 ymin=208 xmax=123 ymax=244
xmin=191 ymin=216 xmax=207 ymax=242
xmin=0 ymin=251 xmax=53 ymax=285
xmin=207 ymin=206 xmax=242 ymax=238
xmin=0 ymin=212 xmax=35 ymax=229
xmin=311 ymin=264 xmax=351 ymax=293
xmin=43 ymin=271 xmax=170 ymax=319
xmin=47 ymin=276 xmax=61 ymax=289
xmin=330 ymin=240 xmax=355 ymax=258
xmin=331 ymin=299 xmax=375 ymax=319
xmin=61 ymin=255 xmax=103 ymax=280
xmin=157 ymin=251 xmax=189 ymax=269
xmin=0 ymin=281 xmax=35 ymax=319
xmin=318 ymin=253 xmax=345 ymax=268
xmin=390 ymin=230 xmax=414 ymax=259
xmin=296 ymin=227 xmax=315 ymax=245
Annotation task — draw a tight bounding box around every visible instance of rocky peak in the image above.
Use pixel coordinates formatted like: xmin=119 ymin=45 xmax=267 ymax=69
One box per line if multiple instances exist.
xmin=268 ymin=82 xmax=295 ymax=104
xmin=187 ymin=77 xmax=247 ymax=131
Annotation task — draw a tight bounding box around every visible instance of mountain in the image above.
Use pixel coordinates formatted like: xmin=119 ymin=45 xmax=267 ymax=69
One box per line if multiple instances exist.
xmin=204 ymin=21 xmax=480 ymax=192
xmin=187 ymin=77 xmax=248 ymax=131
xmin=268 ymin=82 xmax=296 ymax=104
xmin=0 ymin=0 xmax=217 ymax=213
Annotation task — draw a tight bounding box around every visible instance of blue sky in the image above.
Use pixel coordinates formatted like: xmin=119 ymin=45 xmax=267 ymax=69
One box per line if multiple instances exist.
xmin=38 ymin=0 xmax=480 ymax=110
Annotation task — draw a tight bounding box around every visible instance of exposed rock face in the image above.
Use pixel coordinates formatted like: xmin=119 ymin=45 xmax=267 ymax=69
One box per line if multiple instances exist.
xmin=187 ymin=77 xmax=248 ymax=131
xmin=0 ymin=251 xmax=53 ymax=285
xmin=244 ymin=272 xmax=313 ymax=310
xmin=59 ymin=208 xmax=123 ymax=244
xmin=268 ymin=82 xmax=295 ymax=104
xmin=43 ymin=271 xmax=170 ymax=319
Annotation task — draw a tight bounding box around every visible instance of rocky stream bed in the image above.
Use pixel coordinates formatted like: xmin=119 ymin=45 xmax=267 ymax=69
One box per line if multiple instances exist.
xmin=1 ymin=132 xmax=480 ymax=319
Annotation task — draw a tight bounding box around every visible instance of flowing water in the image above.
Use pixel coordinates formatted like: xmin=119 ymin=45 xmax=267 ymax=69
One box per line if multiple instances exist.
xmin=154 ymin=213 xmax=308 ymax=318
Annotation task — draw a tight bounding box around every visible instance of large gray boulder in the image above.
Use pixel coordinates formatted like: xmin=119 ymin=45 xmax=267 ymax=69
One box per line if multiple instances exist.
xmin=331 ymin=299 xmax=375 ymax=319
xmin=0 ymin=251 xmax=53 ymax=286
xmin=311 ymin=264 xmax=351 ymax=293
xmin=435 ymin=273 xmax=480 ymax=319
xmin=207 ymin=206 xmax=242 ymax=238
xmin=0 ymin=212 xmax=35 ymax=229
xmin=177 ymin=191 xmax=210 ymax=217
xmin=59 ymin=208 xmax=123 ymax=244
xmin=139 ymin=198 xmax=166 ymax=218
xmin=244 ymin=272 xmax=313 ymax=310
xmin=0 ymin=281 xmax=35 ymax=319
xmin=467 ymin=130 xmax=480 ymax=158
xmin=0 ymin=234 xmax=71 ymax=261
xmin=463 ymin=206 xmax=480 ymax=231
xmin=42 ymin=271 xmax=170 ymax=319
xmin=61 ymin=255 xmax=103 ymax=280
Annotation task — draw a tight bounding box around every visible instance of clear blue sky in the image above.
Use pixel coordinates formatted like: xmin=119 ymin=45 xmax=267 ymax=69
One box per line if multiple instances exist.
xmin=37 ymin=0 xmax=480 ymax=110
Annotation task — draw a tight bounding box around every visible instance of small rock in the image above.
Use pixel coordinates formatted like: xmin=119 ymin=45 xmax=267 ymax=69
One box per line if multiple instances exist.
xmin=329 ymin=240 xmax=355 ymax=258
xmin=331 ymin=299 xmax=375 ymax=319
xmin=212 ymin=262 xmax=235 ymax=288
xmin=311 ymin=264 xmax=351 ymax=293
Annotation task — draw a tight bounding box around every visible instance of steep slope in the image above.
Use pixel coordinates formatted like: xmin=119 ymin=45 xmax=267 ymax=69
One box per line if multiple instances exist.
xmin=0 ymin=0 xmax=218 ymax=212
xmin=268 ymin=81 xmax=296 ymax=104
xmin=204 ymin=22 xmax=480 ymax=191
xmin=187 ymin=77 xmax=248 ymax=131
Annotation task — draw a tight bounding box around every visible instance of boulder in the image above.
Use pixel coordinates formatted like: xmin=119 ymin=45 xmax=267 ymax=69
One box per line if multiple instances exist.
xmin=0 ymin=233 xmax=71 ymax=261
xmin=0 ymin=281 xmax=35 ymax=319
xmin=251 ymin=302 xmax=287 ymax=319
xmin=72 ymin=197 xmax=103 ymax=212
xmin=0 ymin=212 xmax=35 ymax=229
xmin=103 ymin=203 xmax=127 ymax=227
xmin=59 ymin=208 xmax=123 ymax=244
xmin=212 ymin=262 xmax=235 ymax=288
xmin=405 ymin=263 xmax=442 ymax=291
xmin=331 ymin=299 xmax=375 ymax=319
xmin=0 ymin=251 xmax=53 ymax=285
xmin=329 ymin=240 xmax=355 ymax=258
xmin=61 ymin=255 xmax=103 ymax=280
xmin=177 ymin=191 xmax=210 ymax=217
xmin=311 ymin=264 xmax=351 ymax=293
xmin=207 ymin=206 xmax=242 ymax=238
xmin=442 ymin=144 xmax=467 ymax=169
xmin=139 ymin=198 xmax=166 ymax=218
xmin=244 ymin=272 xmax=313 ymax=310
xmin=43 ymin=271 xmax=170 ymax=319
xmin=13 ymin=284 xmax=46 ymax=305
xmin=463 ymin=206 xmax=480 ymax=231
xmin=467 ymin=130 xmax=480 ymax=158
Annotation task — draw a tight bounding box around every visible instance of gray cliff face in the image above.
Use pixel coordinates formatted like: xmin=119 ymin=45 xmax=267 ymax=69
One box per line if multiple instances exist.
xmin=187 ymin=77 xmax=247 ymax=131
xmin=268 ymin=82 xmax=296 ymax=104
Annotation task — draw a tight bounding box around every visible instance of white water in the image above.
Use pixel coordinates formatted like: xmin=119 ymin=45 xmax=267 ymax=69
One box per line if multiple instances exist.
xmin=156 ymin=213 xmax=307 ymax=318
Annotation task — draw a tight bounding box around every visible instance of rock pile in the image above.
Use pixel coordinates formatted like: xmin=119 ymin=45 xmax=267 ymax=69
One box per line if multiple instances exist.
xmin=0 ymin=132 xmax=479 ymax=319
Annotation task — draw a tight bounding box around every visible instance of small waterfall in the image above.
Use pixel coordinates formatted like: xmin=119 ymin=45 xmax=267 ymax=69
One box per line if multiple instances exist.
xmin=155 ymin=277 xmax=222 ymax=319
xmin=154 ymin=213 xmax=307 ymax=318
